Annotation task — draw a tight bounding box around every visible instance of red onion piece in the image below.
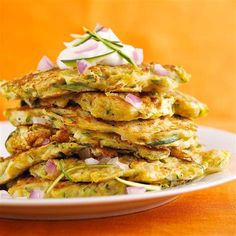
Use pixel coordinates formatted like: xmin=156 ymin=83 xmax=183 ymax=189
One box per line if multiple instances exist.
xmin=153 ymin=64 xmax=170 ymax=76
xmin=107 ymin=157 xmax=129 ymax=170
xmin=76 ymin=60 xmax=90 ymax=73
xmin=125 ymin=93 xmax=142 ymax=108
xmin=37 ymin=56 xmax=54 ymax=71
xmin=29 ymin=189 xmax=44 ymax=199
xmin=85 ymin=158 xmax=99 ymax=165
xmin=0 ymin=190 xmax=12 ymax=199
xmin=42 ymin=138 xmax=50 ymax=146
xmin=45 ymin=160 xmax=57 ymax=176
xmin=133 ymin=48 xmax=143 ymax=65
xmin=75 ymin=40 xmax=99 ymax=54
xmin=126 ymin=187 xmax=146 ymax=195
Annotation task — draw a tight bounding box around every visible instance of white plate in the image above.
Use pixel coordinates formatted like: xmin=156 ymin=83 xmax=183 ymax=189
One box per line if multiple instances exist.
xmin=0 ymin=122 xmax=235 ymax=220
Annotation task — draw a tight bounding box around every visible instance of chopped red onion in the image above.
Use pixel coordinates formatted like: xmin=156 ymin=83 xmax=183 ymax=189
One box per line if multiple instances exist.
xmin=153 ymin=64 xmax=170 ymax=76
xmin=0 ymin=190 xmax=12 ymax=199
xmin=107 ymin=157 xmax=129 ymax=170
xmin=29 ymin=189 xmax=44 ymax=199
xmin=126 ymin=187 xmax=146 ymax=195
xmin=85 ymin=158 xmax=99 ymax=165
xmin=133 ymin=48 xmax=143 ymax=65
xmin=45 ymin=160 xmax=57 ymax=176
xmin=76 ymin=60 xmax=90 ymax=73
xmin=75 ymin=40 xmax=99 ymax=54
xmin=125 ymin=93 xmax=142 ymax=108
xmin=37 ymin=56 xmax=54 ymax=71
xmin=42 ymin=138 xmax=50 ymax=146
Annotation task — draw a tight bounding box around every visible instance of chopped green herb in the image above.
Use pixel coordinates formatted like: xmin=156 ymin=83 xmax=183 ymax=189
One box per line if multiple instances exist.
xmin=71 ymin=26 xmax=122 ymax=48
xmin=59 ymin=160 xmax=73 ymax=182
xmin=83 ymin=27 xmax=137 ymax=68
xmin=61 ymin=51 xmax=115 ymax=66
xmin=46 ymin=163 xmax=114 ymax=194
xmin=72 ymin=35 xmax=92 ymax=47
xmin=46 ymin=172 xmax=64 ymax=194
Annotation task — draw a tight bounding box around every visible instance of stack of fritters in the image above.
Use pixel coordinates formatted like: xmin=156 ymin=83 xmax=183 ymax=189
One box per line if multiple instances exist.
xmin=0 ymin=64 xmax=230 ymax=198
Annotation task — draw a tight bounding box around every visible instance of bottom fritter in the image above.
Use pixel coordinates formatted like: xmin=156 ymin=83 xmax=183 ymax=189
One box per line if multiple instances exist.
xmin=8 ymin=178 xmax=126 ymax=198
xmin=2 ymin=149 xmax=230 ymax=198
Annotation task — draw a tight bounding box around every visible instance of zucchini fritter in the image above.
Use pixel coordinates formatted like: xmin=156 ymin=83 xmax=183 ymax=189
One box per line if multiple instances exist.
xmin=5 ymin=125 xmax=71 ymax=154
xmin=28 ymin=92 xmax=175 ymax=121
xmin=30 ymin=158 xmax=123 ymax=182
xmin=5 ymin=107 xmax=197 ymax=147
xmin=0 ymin=142 xmax=84 ymax=185
xmin=125 ymin=156 xmax=205 ymax=186
xmin=0 ymin=64 xmax=191 ymax=100
xmin=8 ymin=178 xmax=126 ymax=198
xmin=29 ymin=155 xmax=206 ymax=186
xmin=201 ymin=149 xmax=230 ymax=173
xmin=173 ymin=91 xmax=209 ymax=118
xmin=24 ymin=91 xmax=207 ymax=121
xmin=6 ymin=124 xmax=199 ymax=161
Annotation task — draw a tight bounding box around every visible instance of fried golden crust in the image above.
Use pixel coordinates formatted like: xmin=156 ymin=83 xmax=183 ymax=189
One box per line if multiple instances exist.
xmin=30 ymin=158 xmax=123 ymax=182
xmin=172 ymin=91 xmax=208 ymax=118
xmin=5 ymin=107 xmax=197 ymax=147
xmin=6 ymin=124 xmax=199 ymax=162
xmin=5 ymin=125 xmax=70 ymax=154
xmin=29 ymin=154 xmax=206 ymax=186
xmin=24 ymin=90 xmax=207 ymax=121
xmin=0 ymin=142 xmax=84 ymax=185
xmin=4 ymin=149 xmax=230 ymax=196
xmin=8 ymin=178 xmax=126 ymax=198
xmin=0 ymin=64 xmax=191 ymax=100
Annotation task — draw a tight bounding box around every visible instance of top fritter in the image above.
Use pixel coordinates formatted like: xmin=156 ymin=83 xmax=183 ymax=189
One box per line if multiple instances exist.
xmin=0 ymin=63 xmax=190 ymax=100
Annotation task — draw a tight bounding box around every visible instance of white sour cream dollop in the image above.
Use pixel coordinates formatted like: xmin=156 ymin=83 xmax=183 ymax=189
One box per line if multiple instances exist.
xmin=57 ymin=26 xmax=143 ymax=69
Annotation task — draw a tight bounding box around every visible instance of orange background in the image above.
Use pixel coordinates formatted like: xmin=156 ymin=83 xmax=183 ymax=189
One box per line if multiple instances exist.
xmin=0 ymin=0 xmax=236 ymax=131
xmin=0 ymin=0 xmax=236 ymax=235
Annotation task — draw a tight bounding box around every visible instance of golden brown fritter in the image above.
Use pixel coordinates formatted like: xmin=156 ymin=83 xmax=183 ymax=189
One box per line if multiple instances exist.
xmin=29 ymin=154 xmax=208 ymax=186
xmin=30 ymin=158 xmax=123 ymax=182
xmin=8 ymin=178 xmax=126 ymax=198
xmin=0 ymin=142 xmax=84 ymax=185
xmin=23 ymin=91 xmax=207 ymax=121
xmin=0 ymin=64 xmax=191 ymax=100
xmin=5 ymin=107 xmax=197 ymax=147
xmin=6 ymin=124 xmax=199 ymax=162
